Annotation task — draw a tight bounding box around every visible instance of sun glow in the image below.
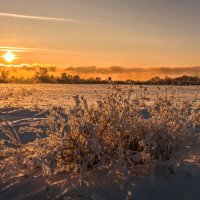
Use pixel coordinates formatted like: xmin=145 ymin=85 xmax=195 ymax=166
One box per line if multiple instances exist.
xmin=3 ymin=51 xmax=15 ymax=63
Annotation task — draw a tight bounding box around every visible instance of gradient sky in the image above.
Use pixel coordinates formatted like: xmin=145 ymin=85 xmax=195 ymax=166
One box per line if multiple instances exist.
xmin=0 ymin=0 xmax=200 ymax=69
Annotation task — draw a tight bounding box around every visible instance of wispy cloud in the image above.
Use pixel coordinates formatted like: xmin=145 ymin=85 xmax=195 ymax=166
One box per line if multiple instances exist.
xmin=0 ymin=12 xmax=101 ymax=25
xmin=0 ymin=46 xmax=130 ymax=57
xmin=0 ymin=46 xmax=28 ymax=52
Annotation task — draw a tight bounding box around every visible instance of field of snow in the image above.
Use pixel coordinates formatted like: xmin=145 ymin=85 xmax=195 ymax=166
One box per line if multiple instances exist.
xmin=0 ymin=84 xmax=199 ymax=109
xmin=0 ymin=84 xmax=200 ymax=200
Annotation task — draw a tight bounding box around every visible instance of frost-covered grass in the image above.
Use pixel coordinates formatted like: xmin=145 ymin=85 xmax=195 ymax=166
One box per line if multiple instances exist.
xmin=0 ymin=84 xmax=199 ymax=199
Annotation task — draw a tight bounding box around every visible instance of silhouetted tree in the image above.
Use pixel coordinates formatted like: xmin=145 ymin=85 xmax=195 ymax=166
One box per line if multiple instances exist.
xmin=34 ymin=68 xmax=50 ymax=83
xmin=0 ymin=71 xmax=9 ymax=83
xmin=59 ymin=73 xmax=71 ymax=83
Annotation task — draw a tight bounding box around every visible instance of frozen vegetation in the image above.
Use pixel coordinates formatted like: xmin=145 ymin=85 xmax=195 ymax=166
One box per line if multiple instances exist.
xmin=0 ymin=84 xmax=199 ymax=200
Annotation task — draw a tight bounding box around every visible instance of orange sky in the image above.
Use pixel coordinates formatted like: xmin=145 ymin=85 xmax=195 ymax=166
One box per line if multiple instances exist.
xmin=0 ymin=0 xmax=200 ymax=80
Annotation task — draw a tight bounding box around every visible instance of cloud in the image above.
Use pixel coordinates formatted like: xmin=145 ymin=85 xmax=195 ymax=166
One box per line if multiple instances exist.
xmin=63 ymin=65 xmax=200 ymax=75
xmin=150 ymin=66 xmax=200 ymax=75
xmin=61 ymin=66 xmax=142 ymax=74
xmin=1 ymin=64 xmax=200 ymax=75
xmin=0 ymin=46 xmax=127 ymax=57
xmin=0 ymin=12 xmax=101 ymax=25
xmin=0 ymin=64 xmax=200 ymax=80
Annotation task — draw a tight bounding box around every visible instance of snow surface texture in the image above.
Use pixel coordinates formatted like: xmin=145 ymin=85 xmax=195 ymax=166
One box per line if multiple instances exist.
xmin=0 ymin=84 xmax=200 ymax=200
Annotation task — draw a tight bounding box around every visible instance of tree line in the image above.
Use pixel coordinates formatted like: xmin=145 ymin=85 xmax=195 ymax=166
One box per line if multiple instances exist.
xmin=0 ymin=68 xmax=200 ymax=85
xmin=0 ymin=68 xmax=105 ymax=84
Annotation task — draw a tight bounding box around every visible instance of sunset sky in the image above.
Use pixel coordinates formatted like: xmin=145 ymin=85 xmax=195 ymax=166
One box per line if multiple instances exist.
xmin=0 ymin=0 xmax=200 ymax=79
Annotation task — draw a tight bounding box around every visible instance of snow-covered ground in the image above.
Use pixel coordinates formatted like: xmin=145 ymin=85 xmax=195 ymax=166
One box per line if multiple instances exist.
xmin=1 ymin=163 xmax=200 ymax=200
xmin=0 ymin=84 xmax=199 ymax=200
xmin=0 ymin=84 xmax=199 ymax=109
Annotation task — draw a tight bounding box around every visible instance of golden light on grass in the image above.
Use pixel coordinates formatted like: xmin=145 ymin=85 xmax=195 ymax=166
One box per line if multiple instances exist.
xmin=3 ymin=51 xmax=15 ymax=63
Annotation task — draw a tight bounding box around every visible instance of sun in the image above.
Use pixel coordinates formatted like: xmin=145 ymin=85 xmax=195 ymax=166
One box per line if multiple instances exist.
xmin=3 ymin=51 xmax=15 ymax=63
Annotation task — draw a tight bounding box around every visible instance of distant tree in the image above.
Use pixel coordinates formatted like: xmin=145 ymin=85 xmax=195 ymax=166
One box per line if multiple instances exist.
xmin=148 ymin=76 xmax=161 ymax=85
xmin=59 ymin=73 xmax=71 ymax=83
xmin=34 ymin=68 xmax=50 ymax=83
xmin=72 ymin=75 xmax=81 ymax=83
xmin=163 ymin=76 xmax=173 ymax=85
xmin=0 ymin=71 xmax=9 ymax=83
xmin=95 ymin=77 xmax=101 ymax=82
xmin=49 ymin=75 xmax=57 ymax=83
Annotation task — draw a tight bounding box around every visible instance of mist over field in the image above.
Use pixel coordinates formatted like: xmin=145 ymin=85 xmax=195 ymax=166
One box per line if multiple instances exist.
xmin=0 ymin=64 xmax=200 ymax=81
